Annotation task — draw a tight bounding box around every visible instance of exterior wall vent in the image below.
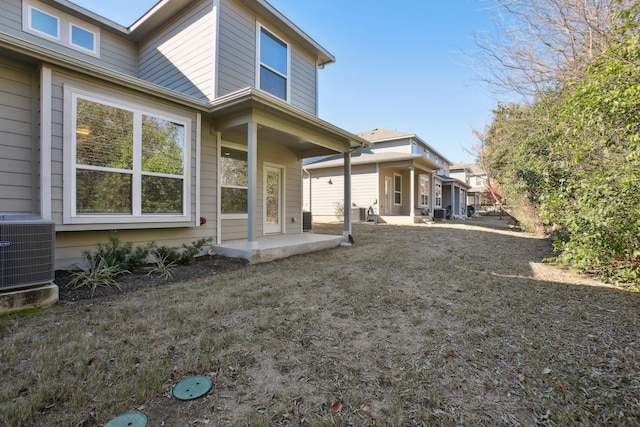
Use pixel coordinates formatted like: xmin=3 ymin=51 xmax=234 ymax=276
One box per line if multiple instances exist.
xmin=0 ymin=213 xmax=55 ymax=291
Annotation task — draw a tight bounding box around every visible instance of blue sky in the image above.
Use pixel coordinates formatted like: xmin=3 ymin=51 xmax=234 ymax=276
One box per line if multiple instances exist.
xmin=71 ymin=0 xmax=498 ymax=164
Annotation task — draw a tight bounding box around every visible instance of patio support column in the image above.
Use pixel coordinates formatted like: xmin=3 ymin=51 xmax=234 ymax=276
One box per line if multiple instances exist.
xmin=247 ymin=120 xmax=258 ymax=249
xmin=451 ymin=183 xmax=455 ymax=216
xmin=431 ymin=172 xmax=436 ymax=218
xmin=343 ymin=151 xmax=352 ymax=237
xmin=409 ymin=166 xmax=415 ymax=219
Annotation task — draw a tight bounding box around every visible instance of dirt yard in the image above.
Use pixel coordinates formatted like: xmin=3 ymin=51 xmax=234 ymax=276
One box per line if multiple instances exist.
xmin=1 ymin=217 xmax=639 ymax=426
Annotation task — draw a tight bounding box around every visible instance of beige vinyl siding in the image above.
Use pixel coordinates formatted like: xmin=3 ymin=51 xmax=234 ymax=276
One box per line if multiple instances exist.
xmin=217 ymin=0 xmax=255 ymax=97
xmin=138 ymin=0 xmax=214 ymax=100
xmin=306 ymin=166 xmax=344 ymax=216
xmin=351 ymin=165 xmax=378 ymax=211
xmin=305 ymin=164 xmax=376 ymax=217
xmin=290 ymin=46 xmax=317 ymax=114
xmin=55 ymin=227 xmax=213 ymax=270
xmin=221 ymin=218 xmax=247 ymax=241
xmin=369 ymin=139 xmax=413 ymax=155
xmin=200 ymin=118 xmax=218 ymax=235
xmin=0 ymin=58 xmax=37 ymax=213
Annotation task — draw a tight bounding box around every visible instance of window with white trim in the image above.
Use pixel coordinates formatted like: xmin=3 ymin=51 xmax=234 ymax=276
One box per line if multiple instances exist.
xmin=29 ymin=6 xmax=59 ymax=39
xmin=70 ymin=23 xmax=96 ymax=53
xmin=220 ymin=145 xmax=248 ymax=215
xmin=419 ymin=174 xmax=429 ymax=207
xmin=23 ymin=0 xmax=99 ymax=56
xmin=394 ymin=174 xmax=402 ymax=205
xmin=258 ymin=26 xmax=289 ymax=100
xmin=66 ymin=89 xmax=190 ymax=224
xmin=435 ymin=183 xmax=442 ymax=208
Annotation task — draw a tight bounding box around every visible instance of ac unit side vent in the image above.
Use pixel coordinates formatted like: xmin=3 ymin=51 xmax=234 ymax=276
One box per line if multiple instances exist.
xmin=0 ymin=221 xmax=55 ymax=290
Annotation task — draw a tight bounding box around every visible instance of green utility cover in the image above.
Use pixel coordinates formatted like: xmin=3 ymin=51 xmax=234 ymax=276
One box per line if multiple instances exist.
xmin=172 ymin=375 xmax=212 ymax=401
xmin=104 ymin=411 xmax=147 ymax=427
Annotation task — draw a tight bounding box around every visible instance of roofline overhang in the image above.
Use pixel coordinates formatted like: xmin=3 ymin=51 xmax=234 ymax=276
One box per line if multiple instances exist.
xmin=304 ymin=153 xmax=439 ymax=171
xmin=362 ymin=133 xmax=453 ymax=166
xmin=209 ymin=88 xmax=367 ymax=150
xmin=0 ymin=31 xmax=359 ymax=149
xmin=127 ymin=0 xmax=335 ymax=66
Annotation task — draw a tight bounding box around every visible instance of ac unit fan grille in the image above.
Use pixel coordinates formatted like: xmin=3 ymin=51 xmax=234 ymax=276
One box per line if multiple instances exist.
xmin=0 ymin=221 xmax=55 ymax=290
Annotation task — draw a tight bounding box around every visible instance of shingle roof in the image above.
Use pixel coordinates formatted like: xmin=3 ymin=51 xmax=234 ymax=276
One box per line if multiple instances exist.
xmin=356 ymin=128 xmax=415 ymax=142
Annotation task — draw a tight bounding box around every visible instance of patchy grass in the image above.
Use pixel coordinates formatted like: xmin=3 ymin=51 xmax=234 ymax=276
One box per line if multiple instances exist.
xmin=1 ymin=218 xmax=639 ymax=426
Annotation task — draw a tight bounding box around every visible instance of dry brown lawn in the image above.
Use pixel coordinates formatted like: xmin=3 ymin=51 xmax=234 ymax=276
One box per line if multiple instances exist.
xmin=1 ymin=218 xmax=639 ymax=426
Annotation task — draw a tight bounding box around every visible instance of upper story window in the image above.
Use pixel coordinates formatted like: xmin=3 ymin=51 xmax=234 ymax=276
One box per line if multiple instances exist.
xmin=70 ymin=24 xmax=96 ymax=52
xmin=29 ymin=7 xmax=59 ymax=38
xmin=23 ymin=0 xmax=100 ymax=57
xmin=258 ymin=26 xmax=289 ymax=101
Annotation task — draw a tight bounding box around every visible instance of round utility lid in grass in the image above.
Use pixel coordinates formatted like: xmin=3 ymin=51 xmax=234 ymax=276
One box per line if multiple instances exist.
xmin=172 ymin=375 xmax=212 ymax=401
xmin=104 ymin=411 xmax=147 ymax=427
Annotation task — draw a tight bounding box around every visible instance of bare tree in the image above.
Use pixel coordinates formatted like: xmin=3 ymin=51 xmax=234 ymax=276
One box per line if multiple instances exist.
xmin=474 ymin=0 xmax=627 ymax=100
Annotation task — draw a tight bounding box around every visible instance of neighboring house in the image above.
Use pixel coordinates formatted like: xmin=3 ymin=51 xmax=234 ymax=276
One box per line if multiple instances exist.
xmin=0 ymin=0 xmax=368 ymax=308
xmin=450 ymin=163 xmax=488 ymax=213
xmin=303 ymin=128 xmax=470 ymax=224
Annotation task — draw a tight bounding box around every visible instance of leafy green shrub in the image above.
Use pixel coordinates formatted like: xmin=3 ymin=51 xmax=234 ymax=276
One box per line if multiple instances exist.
xmin=86 ymin=231 xmax=152 ymax=272
xmin=154 ymin=238 xmax=212 ymax=266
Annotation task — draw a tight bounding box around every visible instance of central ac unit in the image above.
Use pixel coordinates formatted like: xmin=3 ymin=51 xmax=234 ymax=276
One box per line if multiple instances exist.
xmin=0 ymin=213 xmax=55 ymax=291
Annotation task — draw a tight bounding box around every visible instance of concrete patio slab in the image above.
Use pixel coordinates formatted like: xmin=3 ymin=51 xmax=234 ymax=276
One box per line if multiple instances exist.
xmin=213 ymin=233 xmax=346 ymax=263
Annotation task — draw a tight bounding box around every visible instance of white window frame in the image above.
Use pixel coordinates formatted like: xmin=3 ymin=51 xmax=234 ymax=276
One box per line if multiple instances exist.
xmin=394 ymin=173 xmax=402 ymax=206
xmin=220 ymin=141 xmax=249 ymax=220
xmin=69 ymin=23 xmax=97 ymax=54
xmin=26 ymin=5 xmax=59 ymax=40
xmin=23 ymin=0 xmax=100 ymax=57
xmin=435 ymin=183 xmax=442 ymax=208
xmin=419 ymin=174 xmax=429 ymax=207
xmin=63 ymin=85 xmax=191 ymax=225
xmin=256 ymin=23 xmax=291 ymax=102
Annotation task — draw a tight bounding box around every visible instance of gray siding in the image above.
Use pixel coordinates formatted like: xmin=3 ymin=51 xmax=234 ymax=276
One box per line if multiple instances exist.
xmin=217 ymin=0 xmax=255 ymax=97
xmin=139 ymin=0 xmax=215 ymax=100
xmin=48 ymin=70 xmax=214 ymax=268
xmin=220 ymin=138 xmax=303 ymax=241
xmin=0 ymin=58 xmax=37 ymax=213
xmin=290 ymin=45 xmax=317 ymax=114
xmin=1 ymin=0 xmax=138 ymax=75
xmin=217 ymin=0 xmax=318 ymax=114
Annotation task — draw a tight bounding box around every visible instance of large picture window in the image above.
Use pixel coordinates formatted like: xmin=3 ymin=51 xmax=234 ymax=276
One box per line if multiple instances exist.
xmin=66 ymin=90 xmax=190 ymax=224
xmin=258 ymin=26 xmax=289 ymax=100
xmin=221 ymin=146 xmax=248 ymax=215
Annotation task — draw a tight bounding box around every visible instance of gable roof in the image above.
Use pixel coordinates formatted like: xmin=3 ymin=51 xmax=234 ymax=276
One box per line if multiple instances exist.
xmin=47 ymin=0 xmax=335 ymax=65
xmin=356 ymin=127 xmax=452 ymax=165
xmin=304 ymin=151 xmax=439 ymax=171
xmin=356 ymin=128 xmax=415 ymax=142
